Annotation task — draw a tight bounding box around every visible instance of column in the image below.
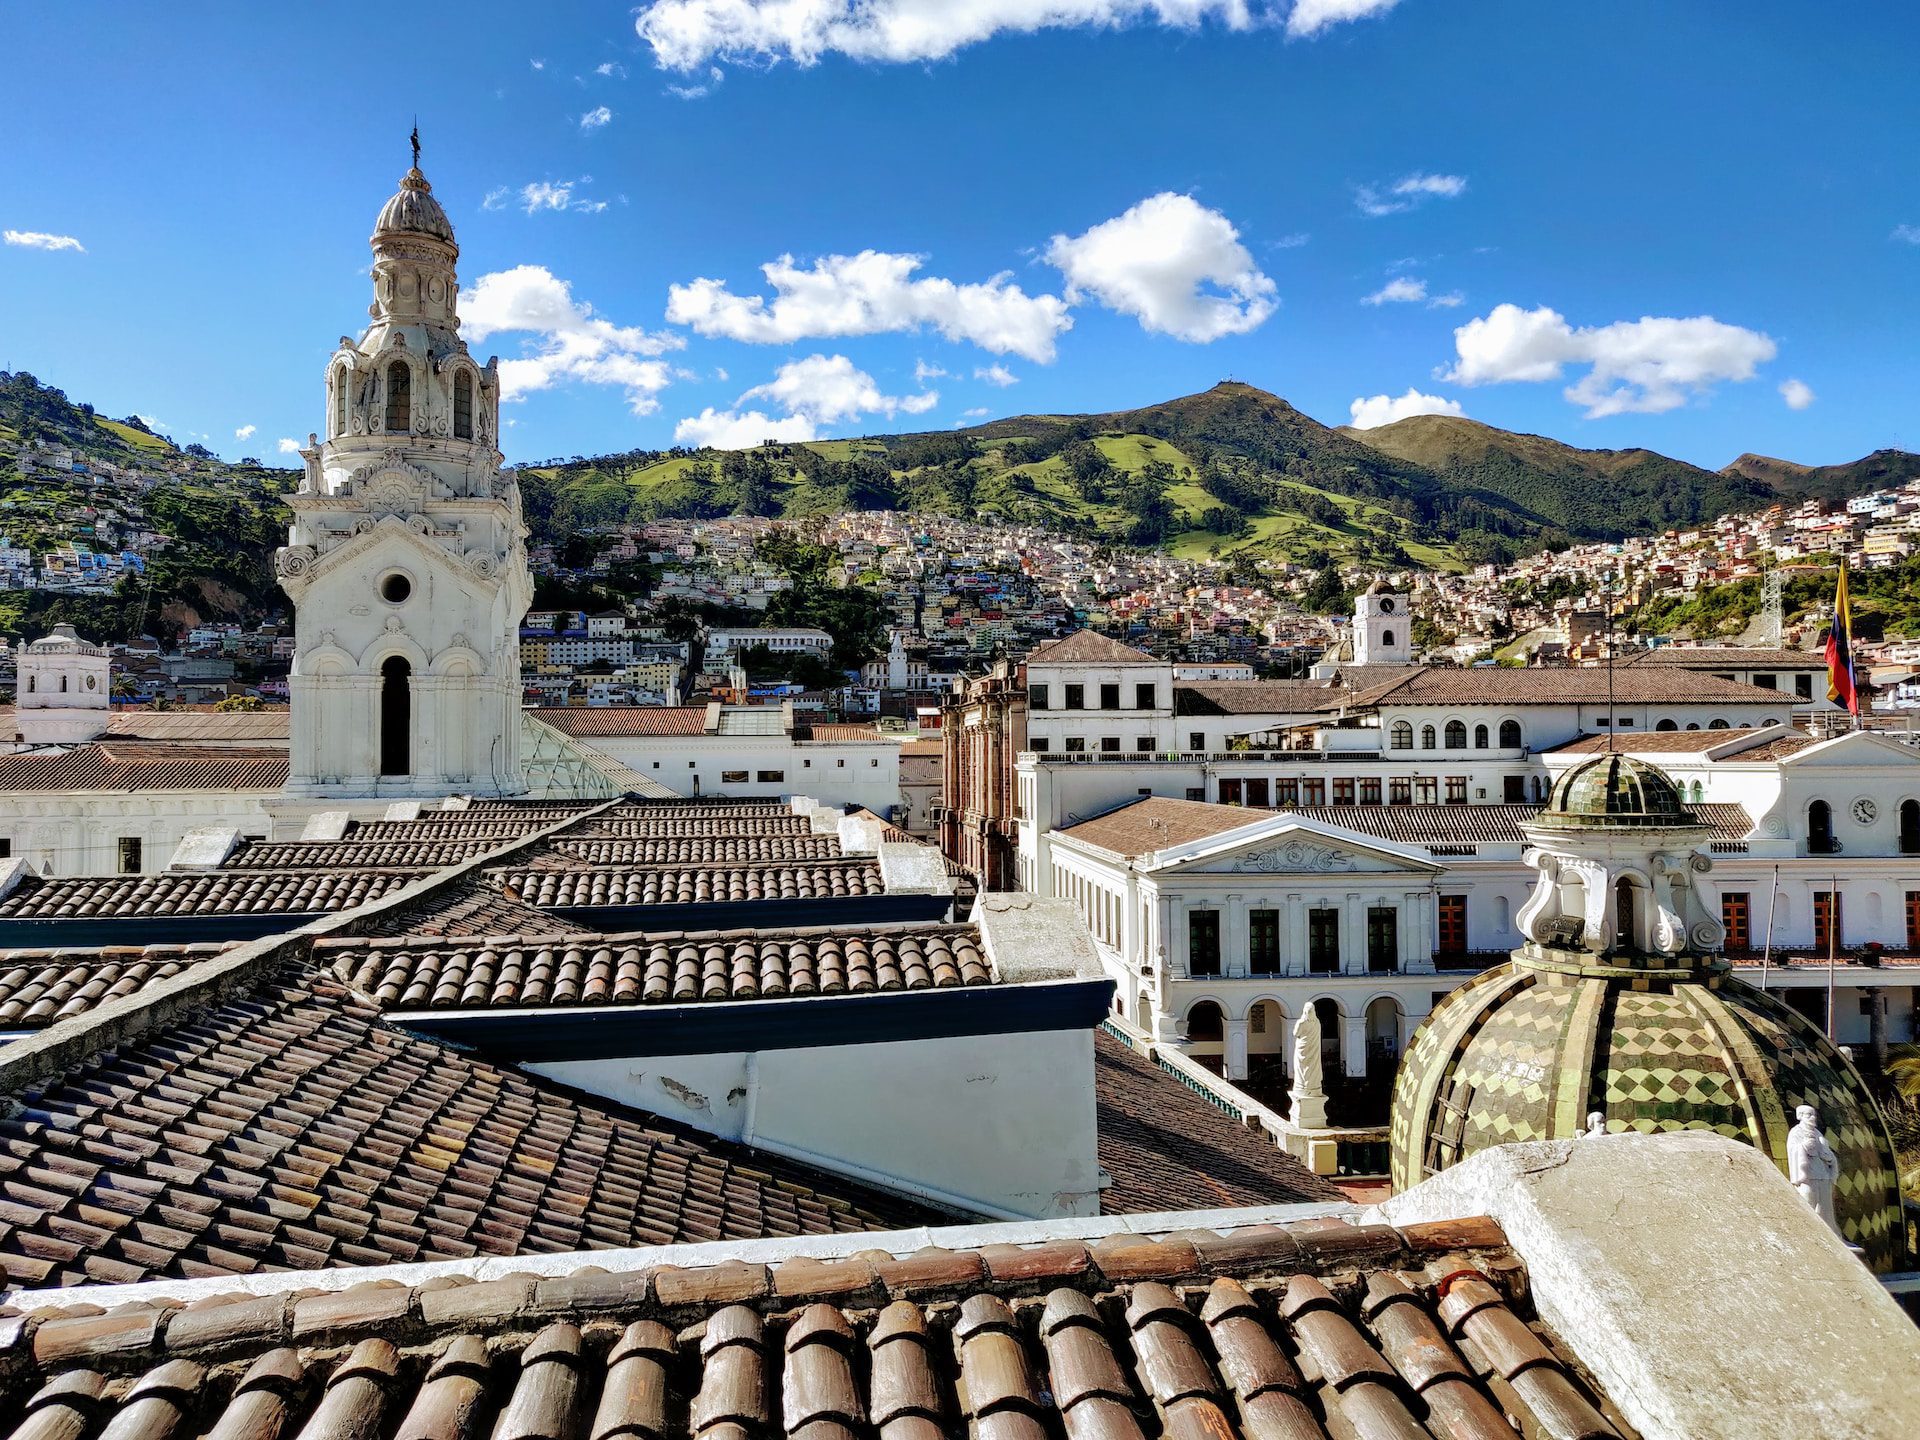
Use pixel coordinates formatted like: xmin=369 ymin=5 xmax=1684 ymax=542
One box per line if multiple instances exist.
xmin=1342 ymin=892 xmax=1364 ymax=975
xmin=1167 ymin=895 xmax=1187 ymax=979
xmin=1225 ymin=894 xmax=1246 ymax=977
xmin=1342 ymin=1014 xmax=1368 ymax=1079
xmin=1224 ymin=1018 xmax=1250 ymax=1081
xmin=1285 ymin=894 xmax=1307 ymax=976
xmin=1405 ymin=889 xmax=1436 ymax=974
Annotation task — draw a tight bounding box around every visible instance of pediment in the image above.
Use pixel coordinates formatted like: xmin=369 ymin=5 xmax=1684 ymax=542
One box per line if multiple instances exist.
xmin=1777 ymin=730 xmax=1920 ymax=767
xmin=1153 ymin=818 xmax=1442 ymax=876
xmin=278 ymin=517 xmax=502 ymax=602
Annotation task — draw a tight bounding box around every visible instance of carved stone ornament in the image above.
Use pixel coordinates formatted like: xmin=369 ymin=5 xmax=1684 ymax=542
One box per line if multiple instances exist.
xmin=275 ymin=545 xmax=316 ymax=579
xmin=351 ymin=518 xmax=376 ymax=536
xmin=1231 ymin=840 xmax=1356 ymax=874
xmin=383 ymin=615 xmax=404 ymax=634
xmin=467 ymin=550 xmax=500 ymax=580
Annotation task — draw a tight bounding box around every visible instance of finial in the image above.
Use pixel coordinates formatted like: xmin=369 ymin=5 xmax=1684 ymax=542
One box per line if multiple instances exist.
xmin=411 ymin=121 xmax=420 ymax=169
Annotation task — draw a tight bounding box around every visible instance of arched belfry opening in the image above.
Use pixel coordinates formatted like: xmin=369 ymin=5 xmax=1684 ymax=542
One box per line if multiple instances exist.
xmin=380 ymin=656 xmax=412 ymax=777
xmin=384 ymin=361 xmax=411 ymax=434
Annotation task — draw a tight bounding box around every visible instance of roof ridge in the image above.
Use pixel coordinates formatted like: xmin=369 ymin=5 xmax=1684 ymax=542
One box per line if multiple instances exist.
xmin=317 ymin=918 xmax=978 ymax=953
xmin=0 ymin=797 xmax=631 ymax=1098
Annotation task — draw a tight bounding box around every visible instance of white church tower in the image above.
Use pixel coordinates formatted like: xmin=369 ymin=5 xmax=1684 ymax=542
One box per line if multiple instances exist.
xmin=1353 ymin=580 xmax=1413 ymax=666
xmin=277 ymin=141 xmax=531 ymax=798
xmin=14 ymin=625 xmax=111 ymax=745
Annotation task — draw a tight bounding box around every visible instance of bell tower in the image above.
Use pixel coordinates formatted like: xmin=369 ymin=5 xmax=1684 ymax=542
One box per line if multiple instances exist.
xmin=1353 ymin=580 xmax=1412 ymax=666
xmin=278 ymin=140 xmax=530 ymax=798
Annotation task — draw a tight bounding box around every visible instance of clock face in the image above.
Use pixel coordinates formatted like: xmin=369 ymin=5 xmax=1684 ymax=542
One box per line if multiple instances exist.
xmin=84 ymin=674 xmax=97 ymax=690
xmin=1851 ymin=797 xmax=1877 ymax=825
xmin=1380 ymin=597 xmax=1396 ymax=613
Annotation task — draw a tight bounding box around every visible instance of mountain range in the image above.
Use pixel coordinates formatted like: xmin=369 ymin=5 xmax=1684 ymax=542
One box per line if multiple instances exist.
xmin=4 ymin=369 xmax=1915 ymax=645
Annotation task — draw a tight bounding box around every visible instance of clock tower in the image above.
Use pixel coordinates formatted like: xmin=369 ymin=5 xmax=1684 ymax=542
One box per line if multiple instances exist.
xmin=1353 ymin=581 xmax=1413 ymax=666
xmin=277 ymin=145 xmax=531 ymax=798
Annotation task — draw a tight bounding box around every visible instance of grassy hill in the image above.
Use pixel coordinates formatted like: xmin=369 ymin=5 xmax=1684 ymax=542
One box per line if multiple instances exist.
xmin=1721 ymin=448 xmax=1920 ymax=503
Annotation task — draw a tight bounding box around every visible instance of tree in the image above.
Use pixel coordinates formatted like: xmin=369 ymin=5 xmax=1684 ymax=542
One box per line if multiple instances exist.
xmin=215 ymin=694 xmax=264 ymax=711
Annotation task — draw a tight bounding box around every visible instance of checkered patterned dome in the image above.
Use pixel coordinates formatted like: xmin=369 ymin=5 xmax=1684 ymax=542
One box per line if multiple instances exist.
xmin=1390 ymin=957 xmax=1907 ymax=1271
xmin=1537 ymin=751 xmax=1698 ymax=829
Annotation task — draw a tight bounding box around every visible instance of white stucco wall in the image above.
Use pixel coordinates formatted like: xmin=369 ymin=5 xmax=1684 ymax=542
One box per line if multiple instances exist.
xmin=528 ymin=1024 xmax=1101 ymax=1220
xmin=587 ymin=734 xmax=901 ymax=813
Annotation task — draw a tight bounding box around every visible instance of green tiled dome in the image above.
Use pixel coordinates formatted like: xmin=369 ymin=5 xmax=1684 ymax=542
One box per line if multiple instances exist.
xmin=1390 ymin=958 xmax=1906 ymax=1271
xmin=1538 ymin=752 xmax=1698 ymax=829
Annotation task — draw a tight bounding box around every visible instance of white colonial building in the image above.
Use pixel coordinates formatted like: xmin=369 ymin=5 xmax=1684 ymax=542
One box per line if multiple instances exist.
xmin=11 ymin=625 xmax=110 ymax=745
xmin=276 ymin=151 xmax=530 ymax=801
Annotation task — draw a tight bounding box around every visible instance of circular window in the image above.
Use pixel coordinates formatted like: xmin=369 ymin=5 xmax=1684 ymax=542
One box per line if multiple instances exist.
xmin=379 ymin=572 xmax=413 ymax=604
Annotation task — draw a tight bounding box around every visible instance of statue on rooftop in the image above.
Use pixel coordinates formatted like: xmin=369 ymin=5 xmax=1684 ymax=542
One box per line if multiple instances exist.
xmin=1290 ymin=1007 xmax=1328 ymax=1129
xmin=1787 ymin=1104 xmax=1841 ymax=1234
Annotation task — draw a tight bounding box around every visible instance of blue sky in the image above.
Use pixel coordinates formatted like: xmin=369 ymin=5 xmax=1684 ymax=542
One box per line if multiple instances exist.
xmin=2 ymin=1 xmax=1916 ymax=471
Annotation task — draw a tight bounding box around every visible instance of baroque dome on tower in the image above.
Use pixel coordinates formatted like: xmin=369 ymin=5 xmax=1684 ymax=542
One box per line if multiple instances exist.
xmin=373 ymin=166 xmax=456 ymax=243
xmin=1389 ymin=751 xmax=1907 ymax=1270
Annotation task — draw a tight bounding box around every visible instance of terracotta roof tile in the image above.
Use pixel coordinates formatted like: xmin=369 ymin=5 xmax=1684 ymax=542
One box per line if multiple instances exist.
xmin=0 ymin=967 xmax=929 ymax=1291
xmin=490 ymin=859 xmax=886 ymax=909
xmin=0 ymin=745 xmax=289 ymax=793
xmin=0 ymin=1215 xmax=1628 ymax=1440
xmin=536 ymin=834 xmax=848 ymax=866
xmin=223 ymin=837 xmax=510 ymax=870
xmin=1624 ymin=647 xmax=1826 ymax=668
xmin=1026 ymin=632 xmax=1158 ymax=665
xmin=1369 ymin=666 xmax=1791 ymax=707
xmin=1552 ymin=727 xmax=1809 ymax=756
xmin=321 ymin=922 xmax=993 ymax=1010
xmin=0 ymin=947 xmax=230 ymax=1028
xmin=0 ymin=870 xmax=427 ymax=921
xmin=1175 ymin=681 xmax=1354 ymax=716
xmin=1058 ymin=797 xmax=1269 ymax=858
xmin=1094 ymin=1033 xmax=1342 ymax=1212
xmin=535 ymin=706 xmax=710 ymax=738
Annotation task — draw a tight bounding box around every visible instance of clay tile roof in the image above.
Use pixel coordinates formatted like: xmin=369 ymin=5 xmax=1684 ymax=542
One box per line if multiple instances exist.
xmin=319 ymin=921 xmax=994 ymax=1010
xmin=569 ymin=812 xmax=816 ymax=840
xmin=0 ymin=868 xmax=429 ymax=921
xmin=223 ymin=837 xmax=510 ymax=870
xmin=487 ymin=859 xmax=886 ymax=910
xmin=1551 ymin=727 xmax=1792 ymax=756
xmin=799 ymin=723 xmax=886 ymax=742
xmin=1369 ymin=667 xmax=1791 ymax=707
xmin=1026 ymin=631 xmax=1158 ymax=665
xmin=1175 ymin=680 xmax=1352 ymax=716
xmin=105 ymin=709 xmax=291 ymax=742
xmin=1094 ymin=1033 xmax=1341 ymax=1211
xmin=534 ymin=706 xmax=710 ymax=738
xmin=0 ymin=1211 xmax=1635 ymax=1440
xmin=0 ymin=967 xmax=931 ymax=1291
xmin=536 ymin=833 xmax=847 ymax=866
xmin=0 ymin=945 xmax=232 ymax=1028
xmin=1624 ymin=647 xmax=1827 ymax=668
xmin=1058 ymin=797 xmax=1269 ymax=858
xmin=0 ymin=744 xmax=290 ymax=792
xmin=348 ymin=878 xmax=574 ymax=940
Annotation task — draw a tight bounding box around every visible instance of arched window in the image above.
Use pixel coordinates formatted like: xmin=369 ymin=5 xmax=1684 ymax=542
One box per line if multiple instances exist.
xmin=1708 ymin=718 xmax=1730 ymax=730
xmin=1420 ymin=724 xmax=1436 ymax=750
xmin=1655 ymin=718 xmax=1678 ymax=731
xmin=1690 ymin=780 xmax=1705 ymax=803
xmin=332 ymin=368 xmax=347 ymax=437
xmin=1901 ymin=799 xmax=1920 ymax=855
xmin=384 ymin=361 xmax=411 ymax=435
xmin=59 ymin=675 xmax=67 ymax=693
xmin=453 ymin=370 xmax=474 ymax=440
xmin=1184 ymin=1000 xmax=1224 ymax=1044
xmin=1389 ymin=720 xmax=1413 ymax=750
xmin=26 ymin=675 xmax=34 ymax=693
xmin=1473 ymin=723 xmax=1489 ymax=749
xmin=1808 ymin=799 xmax=1835 ymax=854
xmin=1498 ymin=719 xmax=1522 ymax=748
xmin=1615 ymin=876 xmax=1638 ymax=951
xmin=379 ymin=656 xmax=412 ymax=777
xmin=1380 ymin=628 xmax=1395 ymax=649
xmin=1685 ymin=722 xmax=1701 ymax=731
xmin=1445 ymin=720 xmax=1467 ymax=749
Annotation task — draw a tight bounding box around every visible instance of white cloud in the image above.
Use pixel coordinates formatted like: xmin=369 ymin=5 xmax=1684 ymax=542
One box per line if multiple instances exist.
xmin=667 ymin=250 xmax=1071 ymax=361
xmin=517 ymin=178 xmax=607 ymax=214
xmin=530 ymin=57 xmax=547 ymax=70
xmin=135 ymin=414 xmax=169 ymax=433
xmin=1780 ymin=377 xmax=1816 ymax=411
xmin=461 ymin=264 xmax=685 ymax=414
xmin=1348 ymin=388 xmax=1464 ymax=428
xmin=594 ymin=61 xmax=628 ymax=78
xmin=975 ymin=363 xmax=1019 ymax=386
xmin=580 ymin=105 xmax=614 ymax=130
xmin=1442 ymin=302 xmax=1778 ymax=417
xmin=3 ymin=229 xmax=84 ymax=252
xmin=234 ymin=424 xmax=257 ymax=440
xmin=1272 ymin=231 xmax=1311 ymax=248
xmin=1045 ymin=192 xmax=1276 ymax=342
xmin=1428 ymin=290 xmax=1464 ymax=308
xmin=914 ymin=359 xmax=950 ymax=382
xmin=669 ymin=65 xmax=726 ymax=99
xmin=1361 ymin=276 xmax=1426 ymax=305
xmin=1355 ymin=172 xmax=1467 ymax=217
xmin=675 ymin=408 xmax=820 ymax=449
xmin=740 ymin=353 xmax=937 ymax=423
xmin=482 ymin=187 xmax=510 ymax=211
xmin=277 ymin=437 xmax=302 ymax=455
xmin=963 ymin=406 xmax=992 ymax=418
xmin=639 ymin=1 xmax=1272 ymax=69
xmin=1893 ymin=224 xmax=1920 ymax=245
xmin=1286 ymin=0 xmax=1398 ymax=36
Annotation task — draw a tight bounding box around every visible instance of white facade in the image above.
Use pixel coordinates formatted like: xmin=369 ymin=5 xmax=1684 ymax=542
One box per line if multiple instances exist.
xmin=277 ymin=158 xmax=530 ymax=799
xmin=0 ymin=788 xmax=275 ymax=876
xmin=1026 ymin=656 xmax=1177 ymax=757
xmin=1353 ymin=588 xmax=1413 ymax=665
xmin=581 ymin=730 xmax=902 ymax=814
xmin=13 ymin=625 xmax=110 ymax=745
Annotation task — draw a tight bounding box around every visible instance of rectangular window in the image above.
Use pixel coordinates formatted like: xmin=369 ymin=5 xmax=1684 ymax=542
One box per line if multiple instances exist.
xmin=1219 ymin=778 xmax=1244 ymax=805
xmin=1368 ymin=906 xmax=1398 ymax=973
xmin=1189 ymin=731 xmax=1205 ymax=751
xmin=1438 ymin=894 xmax=1468 ymax=956
xmin=1100 ymin=736 xmax=1120 ymax=753
xmin=1031 ymin=737 xmax=1050 ymax=752
xmin=1100 ymin=683 xmax=1120 ymax=710
xmin=1030 ymin=683 xmax=1049 ymax=710
xmin=721 ymin=770 xmax=749 ymax=784
xmin=1390 ymin=777 xmax=1412 ymax=805
xmin=1814 ymin=890 xmax=1842 ymax=953
xmin=0 ymin=838 xmax=10 ymax=859
xmin=1186 ymin=787 xmax=1206 ymax=801
xmin=1360 ymin=778 xmax=1381 ymax=805
xmin=1245 ymin=777 xmax=1270 ymax=808
xmin=1308 ymin=908 xmax=1341 ymax=973
xmin=1276 ymin=778 xmax=1300 ymax=806
xmin=117 ymin=837 xmax=142 ymax=874
xmin=1065 ymin=736 xmax=1085 ymax=753
xmin=1135 ymin=736 xmax=1155 ymax=752
xmin=1445 ymin=776 xmax=1467 ymax=804
xmin=1250 ymin=909 xmax=1280 ymax=974
xmin=1504 ymin=774 xmax=1526 ymax=803
xmin=1302 ymin=778 xmax=1326 ymax=806
xmin=1189 ymin=910 xmax=1222 ymax=976
xmin=1415 ymin=777 xmax=1439 ymax=804
xmin=1752 ymin=673 xmax=1777 ymax=689
xmin=1135 ymin=682 xmax=1156 ymax=709
xmin=1722 ymin=892 xmax=1751 ymax=952
xmin=1333 ymin=778 xmax=1356 ymax=805
xmin=756 ymin=769 xmax=784 ymax=782
xmin=1796 ymin=673 xmax=1814 ymax=699
xmin=1908 ymin=891 xmax=1920 ymax=952
xmin=1065 ymin=683 xmax=1085 ymax=710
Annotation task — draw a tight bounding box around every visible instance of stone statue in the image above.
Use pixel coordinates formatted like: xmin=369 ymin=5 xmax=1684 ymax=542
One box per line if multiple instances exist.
xmin=1289 ymin=1008 xmax=1328 ymax=1130
xmin=1582 ymin=1111 xmax=1606 ymax=1137
xmin=1787 ymin=1104 xmax=1841 ymax=1235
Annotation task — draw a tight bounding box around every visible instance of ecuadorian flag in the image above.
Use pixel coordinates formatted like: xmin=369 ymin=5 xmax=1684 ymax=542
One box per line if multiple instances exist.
xmin=1826 ymin=564 xmax=1858 ymax=715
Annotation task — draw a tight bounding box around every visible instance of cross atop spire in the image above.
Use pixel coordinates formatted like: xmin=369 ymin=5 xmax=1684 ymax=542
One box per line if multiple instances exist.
xmin=410 ymin=123 xmax=420 ymax=169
